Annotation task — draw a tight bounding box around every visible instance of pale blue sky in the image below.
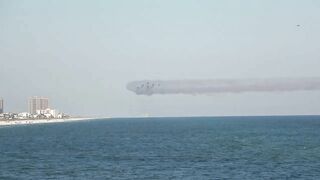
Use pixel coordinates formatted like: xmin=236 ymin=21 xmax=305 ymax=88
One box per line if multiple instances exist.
xmin=1 ymin=0 xmax=320 ymax=117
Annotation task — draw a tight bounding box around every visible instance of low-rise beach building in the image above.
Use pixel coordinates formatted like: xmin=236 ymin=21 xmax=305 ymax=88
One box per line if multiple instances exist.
xmin=18 ymin=112 xmax=31 ymax=119
xmin=36 ymin=108 xmax=59 ymax=118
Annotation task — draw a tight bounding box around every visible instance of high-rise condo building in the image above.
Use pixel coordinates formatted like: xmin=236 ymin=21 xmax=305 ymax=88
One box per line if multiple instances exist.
xmin=0 ymin=98 xmax=3 ymax=114
xmin=28 ymin=97 xmax=49 ymax=114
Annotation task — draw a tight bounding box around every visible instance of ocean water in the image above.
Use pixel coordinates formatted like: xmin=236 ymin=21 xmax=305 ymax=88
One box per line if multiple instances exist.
xmin=1 ymin=116 xmax=320 ymax=179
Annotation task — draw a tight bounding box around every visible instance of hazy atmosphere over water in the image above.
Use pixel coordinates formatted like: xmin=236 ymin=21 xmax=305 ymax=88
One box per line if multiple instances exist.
xmin=1 ymin=0 xmax=320 ymax=117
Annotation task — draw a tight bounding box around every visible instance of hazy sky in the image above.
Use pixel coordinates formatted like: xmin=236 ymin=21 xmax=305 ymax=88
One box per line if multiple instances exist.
xmin=1 ymin=0 xmax=320 ymax=117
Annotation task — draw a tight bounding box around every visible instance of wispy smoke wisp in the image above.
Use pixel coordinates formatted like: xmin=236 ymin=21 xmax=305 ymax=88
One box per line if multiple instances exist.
xmin=126 ymin=78 xmax=320 ymax=95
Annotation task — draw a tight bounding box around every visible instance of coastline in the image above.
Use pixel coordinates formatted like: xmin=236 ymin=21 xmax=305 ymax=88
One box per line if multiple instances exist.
xmin=0 ymin=117 xmax=95 ymax=126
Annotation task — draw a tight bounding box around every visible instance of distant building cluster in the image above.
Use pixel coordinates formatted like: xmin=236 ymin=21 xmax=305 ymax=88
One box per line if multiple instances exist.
xmin=0 ymin=97 xmax=69 ymax=120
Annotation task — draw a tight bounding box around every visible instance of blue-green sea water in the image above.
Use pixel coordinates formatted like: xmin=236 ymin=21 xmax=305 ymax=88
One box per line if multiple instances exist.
xmin=1 ymin=116 xmax=320 ymax=179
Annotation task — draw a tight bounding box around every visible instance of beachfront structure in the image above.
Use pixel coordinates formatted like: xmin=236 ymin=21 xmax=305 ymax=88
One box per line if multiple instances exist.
xmin=28 ymin=96 xmax=49 ymax=114
xmin=36 ymin=108 xmax=59 ymax=118
xmin=0 ymin=98 xmax=3 ymax=114
xmin=18 ymin=112 xmax=31 ymax=119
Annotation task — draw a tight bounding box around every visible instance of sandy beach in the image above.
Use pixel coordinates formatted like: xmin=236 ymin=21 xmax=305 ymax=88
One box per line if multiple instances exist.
xmin=0 ymin=118 xmax=95 ymax=126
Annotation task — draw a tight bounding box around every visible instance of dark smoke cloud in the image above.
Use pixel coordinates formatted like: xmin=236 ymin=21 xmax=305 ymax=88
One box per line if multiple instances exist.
xmin=127 ymin=78 xmax=320 ymax=96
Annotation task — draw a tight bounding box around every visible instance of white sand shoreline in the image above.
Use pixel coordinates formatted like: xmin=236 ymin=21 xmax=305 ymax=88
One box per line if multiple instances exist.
xmin=0 ymin=118 xmax=96 ymax=126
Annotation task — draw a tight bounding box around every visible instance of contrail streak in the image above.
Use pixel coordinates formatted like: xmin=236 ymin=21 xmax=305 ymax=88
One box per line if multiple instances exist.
xmin=126 ymin=78 xmax=320 ymax=96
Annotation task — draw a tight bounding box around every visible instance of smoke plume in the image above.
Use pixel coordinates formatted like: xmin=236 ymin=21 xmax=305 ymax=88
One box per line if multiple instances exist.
xmin=126 ymin=78 xmax=320 ymax=96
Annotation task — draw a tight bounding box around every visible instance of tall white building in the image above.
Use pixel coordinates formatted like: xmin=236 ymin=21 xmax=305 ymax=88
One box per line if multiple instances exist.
xmin=0 ymin=98 xmax=3 ymax=114
xmin=28 ymin=97 xmax=49 ymax=114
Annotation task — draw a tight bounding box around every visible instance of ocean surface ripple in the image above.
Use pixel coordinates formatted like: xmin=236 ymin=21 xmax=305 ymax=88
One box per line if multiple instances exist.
xmin=1 ymin=116 xmax=320 ymax=179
